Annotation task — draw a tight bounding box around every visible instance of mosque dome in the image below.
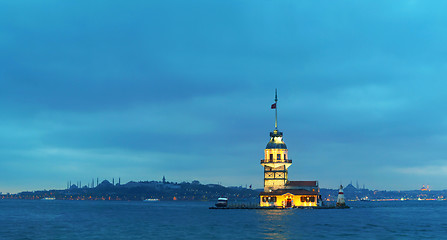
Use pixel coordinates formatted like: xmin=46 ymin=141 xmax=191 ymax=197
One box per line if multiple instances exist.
xmin=266 ymin=130 xmax=287 ymax=149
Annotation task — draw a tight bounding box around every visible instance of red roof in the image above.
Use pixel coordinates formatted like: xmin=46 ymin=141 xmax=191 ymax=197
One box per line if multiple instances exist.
xmin=260 ymin=189 xmax=317 ymax=196
xmin=286 ymin=181 xmax=318 ymax=187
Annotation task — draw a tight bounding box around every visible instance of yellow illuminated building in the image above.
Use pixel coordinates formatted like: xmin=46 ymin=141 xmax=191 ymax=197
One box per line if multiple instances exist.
xmin=259 ymin=90 xmax=321 ymax=208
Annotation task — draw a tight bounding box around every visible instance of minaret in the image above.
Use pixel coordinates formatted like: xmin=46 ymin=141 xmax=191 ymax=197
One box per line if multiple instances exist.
xmin=261 ymin=89 xmax=292 ymax=192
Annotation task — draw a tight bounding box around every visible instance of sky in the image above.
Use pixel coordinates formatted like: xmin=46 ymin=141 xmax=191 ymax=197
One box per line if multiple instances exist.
xmin=2 ymin=0 xmax=447 ymax=193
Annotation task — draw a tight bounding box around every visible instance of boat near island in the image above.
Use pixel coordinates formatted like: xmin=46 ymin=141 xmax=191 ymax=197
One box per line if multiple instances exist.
xmin=360 ymin=196 xmax=370 ymax=202
xmin=41 ymin=197 xmax=56 ymax=200
xmin=215 ymin=198 xmax=228 ymax=208
xmin=143 ymin=198 xmax=160 ymax=202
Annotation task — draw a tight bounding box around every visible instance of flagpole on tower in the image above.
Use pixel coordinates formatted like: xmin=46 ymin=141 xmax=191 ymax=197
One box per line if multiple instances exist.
xmin=275 ymin=88 xmax=278 ymax=130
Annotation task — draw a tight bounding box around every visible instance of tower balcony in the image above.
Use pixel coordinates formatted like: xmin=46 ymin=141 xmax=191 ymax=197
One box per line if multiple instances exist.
xmin=261 ymin=159 xmax=292 ymax=164
xmin=260 ymin=159 xmax=292 ymax=168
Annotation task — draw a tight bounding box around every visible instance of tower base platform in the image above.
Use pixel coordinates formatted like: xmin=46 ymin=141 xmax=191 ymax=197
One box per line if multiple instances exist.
xmin=210 ymin=205 xmax=350 ymax=210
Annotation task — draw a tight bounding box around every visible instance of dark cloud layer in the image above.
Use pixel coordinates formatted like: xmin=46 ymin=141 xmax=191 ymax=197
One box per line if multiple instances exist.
xmin=1 ymin=0 xmax=447 ymax=192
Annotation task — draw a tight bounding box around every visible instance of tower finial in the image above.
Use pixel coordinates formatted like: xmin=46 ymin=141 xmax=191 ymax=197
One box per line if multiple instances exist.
xmin=275 ymin=88 xmax=278 ymax=102
xmin=275 ymin=89 xmax=278 ymax=130
xmin=270 ymin=89 xmax=278 ymax=130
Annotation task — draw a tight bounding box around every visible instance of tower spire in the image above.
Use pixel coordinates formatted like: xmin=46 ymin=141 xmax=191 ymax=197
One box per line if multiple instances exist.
xmin=275 ymin=88 xmax=278 ymax=130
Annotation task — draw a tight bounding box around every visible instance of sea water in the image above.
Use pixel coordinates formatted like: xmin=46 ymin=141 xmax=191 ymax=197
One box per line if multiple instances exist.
xmin=1 ymin=199 xmax=447 ymax=240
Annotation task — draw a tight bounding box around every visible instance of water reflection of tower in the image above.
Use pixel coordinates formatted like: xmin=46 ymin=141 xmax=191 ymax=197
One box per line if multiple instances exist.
xmin=258 ymin=210 xmax=293 ymax=239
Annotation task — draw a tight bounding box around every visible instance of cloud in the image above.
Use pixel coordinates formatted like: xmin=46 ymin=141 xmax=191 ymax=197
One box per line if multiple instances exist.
xmin=2 ymin=0 xmax=447 ymax=192
xmin=390 ymin=164 xmax=447 ymax=176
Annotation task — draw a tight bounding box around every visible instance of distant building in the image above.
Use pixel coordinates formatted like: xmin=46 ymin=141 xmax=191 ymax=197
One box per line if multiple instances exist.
xmin=259 ymin=90 xmax=320 ymax=208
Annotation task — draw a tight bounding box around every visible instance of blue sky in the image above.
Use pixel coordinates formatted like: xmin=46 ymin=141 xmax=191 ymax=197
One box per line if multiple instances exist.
xmin=2 ymin=0 xmax=447 ymax=193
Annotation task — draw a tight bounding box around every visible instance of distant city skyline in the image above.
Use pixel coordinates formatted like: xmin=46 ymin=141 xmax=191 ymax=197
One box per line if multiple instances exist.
xmin=2 ymin=1 xmax=447 ymax=193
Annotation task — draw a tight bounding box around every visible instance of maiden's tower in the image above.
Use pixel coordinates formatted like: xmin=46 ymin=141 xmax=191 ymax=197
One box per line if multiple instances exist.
xmin=259 ymin=90 xmax=321 ymax=208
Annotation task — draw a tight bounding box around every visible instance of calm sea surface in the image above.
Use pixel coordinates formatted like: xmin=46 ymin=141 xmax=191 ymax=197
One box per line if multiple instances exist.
xmin=1 ymin=199 xmax=447 ymax=239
